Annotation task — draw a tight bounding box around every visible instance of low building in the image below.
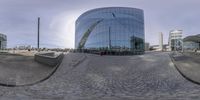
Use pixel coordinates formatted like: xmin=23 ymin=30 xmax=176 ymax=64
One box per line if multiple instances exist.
xmin=183 ymin=34 xmax=200 ymax=52
xmin=150 ymin=44 xmax=169 ymax=51
xmin=150 ymin=45 xmax=159 ymax=51
xmin=0 ymin=33 xmax=7 ymax=49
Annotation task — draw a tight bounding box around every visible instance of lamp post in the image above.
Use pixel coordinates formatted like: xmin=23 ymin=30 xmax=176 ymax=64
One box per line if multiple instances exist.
xmin=37 ymin=17 xmax=40 ymax=51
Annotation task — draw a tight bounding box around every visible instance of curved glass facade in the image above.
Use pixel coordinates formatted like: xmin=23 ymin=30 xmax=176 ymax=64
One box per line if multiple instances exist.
xmin=75 ymin=7 xmax=144 ymax=53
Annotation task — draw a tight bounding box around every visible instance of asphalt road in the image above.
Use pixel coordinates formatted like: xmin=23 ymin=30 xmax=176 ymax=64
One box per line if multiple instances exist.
xmin=0 ymin=52 xmax=200 ymax=100
xmin=171 ymin=52 xmax=200 ymax=84
xmin=0 ymin=53 xmax=54 ymax=86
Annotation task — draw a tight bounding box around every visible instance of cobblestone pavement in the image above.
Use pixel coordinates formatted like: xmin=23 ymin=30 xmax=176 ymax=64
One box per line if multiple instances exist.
xmin=0 ymin=52 xmax=200 ymax=100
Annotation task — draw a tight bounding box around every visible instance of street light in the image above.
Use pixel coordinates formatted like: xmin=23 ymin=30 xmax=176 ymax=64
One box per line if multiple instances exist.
xmin=37 ymin=17 xmax=40 ymax=51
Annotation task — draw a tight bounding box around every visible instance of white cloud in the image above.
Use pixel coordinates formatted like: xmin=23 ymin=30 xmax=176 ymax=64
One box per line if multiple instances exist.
xmin=49 ymin=11 xmax=82 ymax=48
xmin=1 ymin=0 xmax=200 ymax=48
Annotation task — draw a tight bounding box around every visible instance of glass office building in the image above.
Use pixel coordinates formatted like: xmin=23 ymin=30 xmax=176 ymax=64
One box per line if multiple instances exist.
xmin=168 ymin=30 xmax=183 ymax=51
xmin=75 ymin=7 xmax=145 ymax=54
xmin=0 ymin=33 xmax=7 ymax=49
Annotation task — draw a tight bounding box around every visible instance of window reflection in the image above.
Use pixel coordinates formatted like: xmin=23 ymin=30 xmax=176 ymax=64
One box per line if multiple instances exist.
xmin=75 ymin=7 xmax=144 ymax=54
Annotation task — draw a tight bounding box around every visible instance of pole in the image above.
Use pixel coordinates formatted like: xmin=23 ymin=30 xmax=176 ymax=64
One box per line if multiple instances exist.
xmin=37 ymin=17 xmax=40 ymax=51
xmin=109 ymin=27 xmax=111 ymax=50
xmin=182 ymin=40 xmax=184 ymax=52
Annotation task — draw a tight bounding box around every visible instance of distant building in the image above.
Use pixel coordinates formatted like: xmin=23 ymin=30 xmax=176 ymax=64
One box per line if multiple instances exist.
xmin=159 ymin=32 xmax=163 ymax=51
xmin=145 ymin=43 xmax=150 ymax=51
xmin=183 ymin=34 xmax=200 ymax=51
xmin=150 ymin=45 xmax=159 ymax=51
xmin=16 ymin=45 xmax=32 ymax=50
xmin=150 ymin=44 xmax=169 ymax=51
xmin=168 ymin=30 xmax=183 ymax=51
xmin=0 ymin=33 xmax=7 ymax=49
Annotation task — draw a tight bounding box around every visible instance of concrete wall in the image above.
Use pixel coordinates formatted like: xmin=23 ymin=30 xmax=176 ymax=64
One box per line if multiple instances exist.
xmin=34 ymin=52 xmax=64 ymax=67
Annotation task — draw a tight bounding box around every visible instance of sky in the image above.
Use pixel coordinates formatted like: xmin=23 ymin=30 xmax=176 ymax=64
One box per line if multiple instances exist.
xmin=0 ymin=0 xmax=199 ymax=48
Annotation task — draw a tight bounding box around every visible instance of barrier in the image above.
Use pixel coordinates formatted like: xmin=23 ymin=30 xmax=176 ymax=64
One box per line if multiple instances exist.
xmin=34 ymin=52 xmax=64 ymax=67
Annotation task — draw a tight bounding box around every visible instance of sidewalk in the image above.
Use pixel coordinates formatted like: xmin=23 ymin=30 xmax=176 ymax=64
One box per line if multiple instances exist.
xmin=170 ymin=52 xmax=200 ymax=84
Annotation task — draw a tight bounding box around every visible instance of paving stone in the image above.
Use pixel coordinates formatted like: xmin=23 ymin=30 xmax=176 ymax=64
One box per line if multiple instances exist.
xmin=0 ymin=52 xmax=200 ymax=100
